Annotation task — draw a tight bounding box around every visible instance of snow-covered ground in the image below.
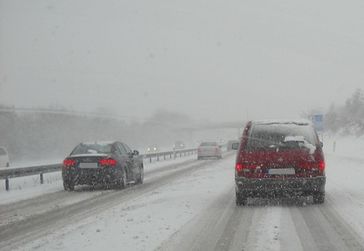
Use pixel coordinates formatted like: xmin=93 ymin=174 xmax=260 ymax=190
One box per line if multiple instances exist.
xmin=324 ymin=134 xmax=364 ymax=159
xmin=14 ymin=156 xmax=234 ymax=251
xmin=323 ymin=134 xmax=364 ymax=241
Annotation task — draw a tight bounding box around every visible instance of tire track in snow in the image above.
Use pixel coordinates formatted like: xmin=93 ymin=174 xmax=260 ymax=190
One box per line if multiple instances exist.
xmin=0 ymin=158 xmax=198 ymax=228
xmin=160 ymin=194 xmax=364 ymax=251
xmin=291 ymin=195 xmax=364 ymax=251
xmin=158 ymin=187 xmax=246 ymax=251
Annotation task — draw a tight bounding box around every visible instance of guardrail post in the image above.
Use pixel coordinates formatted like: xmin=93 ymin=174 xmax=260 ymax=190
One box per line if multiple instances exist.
xmin=163 ymin=154 xmax=166 ymax=160
xmin=333 ymin=141 xmax=336 ymax=153
xmin=5 ymin=177 xmax=9 ymax=191
xmin=149 ymin=156 xmax=152 ymax=163
xmin=40 ymin=173 xmax=44 ymax=184
xmin=180 ymin=152 xmax=182 ymax=158
xmin=157 ymin=155 xmax=160 ymax=161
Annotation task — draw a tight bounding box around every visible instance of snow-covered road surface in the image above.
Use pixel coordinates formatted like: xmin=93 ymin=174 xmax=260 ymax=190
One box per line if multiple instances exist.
xmin=1 ymin=147 xmax=364 ymax=251
xmin=0 ymin=153 xmax=234 ymax=250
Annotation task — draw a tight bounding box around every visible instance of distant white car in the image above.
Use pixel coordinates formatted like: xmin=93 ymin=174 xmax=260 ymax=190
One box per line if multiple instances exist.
xmin=0 ymin=147 xmax=10 ymax=167
xmin=197 ymin=142 xmax=222 ymax=160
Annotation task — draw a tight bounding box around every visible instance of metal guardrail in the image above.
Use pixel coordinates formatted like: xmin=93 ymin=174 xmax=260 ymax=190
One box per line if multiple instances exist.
xmin=143 ymin=148 xmax=197 ymax=163
xmin=0 ymin=148 xmax=197 ymax=191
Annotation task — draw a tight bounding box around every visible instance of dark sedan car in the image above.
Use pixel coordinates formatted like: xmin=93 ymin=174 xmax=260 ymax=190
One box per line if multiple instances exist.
xmin=62 ymin=141 xmax=144 ymax=191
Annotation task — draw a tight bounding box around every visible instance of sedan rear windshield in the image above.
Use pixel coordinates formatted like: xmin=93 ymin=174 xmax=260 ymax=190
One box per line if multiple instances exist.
xmin=247 ymin=124 xmax=318 ymax=151
xmin=71 ymin=144 xmax=112 ymax=155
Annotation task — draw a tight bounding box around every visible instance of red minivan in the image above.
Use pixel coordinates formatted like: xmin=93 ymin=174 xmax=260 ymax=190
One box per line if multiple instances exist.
xmin=233 ymin=120 xmax=326 ymax=205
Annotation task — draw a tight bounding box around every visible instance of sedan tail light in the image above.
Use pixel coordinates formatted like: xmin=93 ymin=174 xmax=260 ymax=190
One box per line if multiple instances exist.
xmin=63 ymin=159 xmax=76 ymax=168
xmin=98 ymin=158 xmax=117 ymax=167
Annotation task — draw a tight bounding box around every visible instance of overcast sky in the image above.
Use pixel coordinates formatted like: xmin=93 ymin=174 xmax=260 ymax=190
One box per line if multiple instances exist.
xmin=1 ymin=0 xmax=363 ymax=122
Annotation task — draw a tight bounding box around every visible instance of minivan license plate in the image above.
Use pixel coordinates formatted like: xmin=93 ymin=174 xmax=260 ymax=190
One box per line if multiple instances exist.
xmin=268 ymin=168 xmax=295 ymax=175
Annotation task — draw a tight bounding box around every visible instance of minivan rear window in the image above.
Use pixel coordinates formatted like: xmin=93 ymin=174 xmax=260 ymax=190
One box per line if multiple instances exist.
xmin=247 ymin=123 xmax=318 ymax=151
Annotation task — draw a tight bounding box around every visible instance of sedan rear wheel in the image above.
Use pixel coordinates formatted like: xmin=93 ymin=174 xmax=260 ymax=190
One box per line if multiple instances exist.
xmin=136 ymin=166 xmax=144 ymax=184
xmin=63 ymin=180 xmax=75 ymax=191
xmin=117 ymin=170 xmax=127 ymax=189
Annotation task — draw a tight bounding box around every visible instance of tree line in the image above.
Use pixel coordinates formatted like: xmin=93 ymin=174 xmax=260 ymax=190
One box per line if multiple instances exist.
xmin=325 ymin=89 xmax=364 ymax=136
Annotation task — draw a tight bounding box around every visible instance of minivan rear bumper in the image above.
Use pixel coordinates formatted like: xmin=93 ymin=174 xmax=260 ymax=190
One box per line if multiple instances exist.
xmin=235 ymin=176 xmax=326 ymax=194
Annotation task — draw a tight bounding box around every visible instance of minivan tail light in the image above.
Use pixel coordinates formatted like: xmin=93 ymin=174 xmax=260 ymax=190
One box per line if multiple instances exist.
xmin=235 ymin=163 xmax=257 ymax=172
xmin=318 ymin=160 xmax=325 ymax=172
xmin=98 ymin=158 xmax=117 ymax=167
xmin=236 ymin=163 xmax=244 ymax=172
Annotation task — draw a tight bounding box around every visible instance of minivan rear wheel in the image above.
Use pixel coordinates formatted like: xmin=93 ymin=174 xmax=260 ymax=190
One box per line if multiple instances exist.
xmin=313 ymin=191 xmax=325 ymax=204
xmin=236 ymin=192 xmax=248 ymax=206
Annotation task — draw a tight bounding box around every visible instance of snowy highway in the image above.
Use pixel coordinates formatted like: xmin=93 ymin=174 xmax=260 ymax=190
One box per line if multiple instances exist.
xmin=2 ymin=0 xmax=364 ymax=250
xmin=1 ymin=146 xmax=364 ymax=251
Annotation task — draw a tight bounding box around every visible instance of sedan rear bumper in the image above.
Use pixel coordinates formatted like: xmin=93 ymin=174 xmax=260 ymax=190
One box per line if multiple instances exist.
xmin=235 ymin=176 xmax=326 ymax=194
xmin=63 ymin=167 xmax=122 ymax=185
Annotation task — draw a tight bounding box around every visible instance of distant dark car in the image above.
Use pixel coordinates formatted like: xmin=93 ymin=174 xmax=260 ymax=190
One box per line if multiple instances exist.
xmin=173 ymin=141 xmax=185 ymax=150
xmin=62 ymin=141 xmax=144 ymax=191
xmin=234 ymin=120 xmax=326 ymax=205
xmin=227 ymin=140 xmax=239 ymax=151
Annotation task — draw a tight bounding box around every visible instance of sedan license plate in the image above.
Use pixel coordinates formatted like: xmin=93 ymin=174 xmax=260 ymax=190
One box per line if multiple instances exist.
xmin=79 ymin=162 xmax=98 ymax=169
xmin=268 ymin=168 xmax=295 ymax=175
